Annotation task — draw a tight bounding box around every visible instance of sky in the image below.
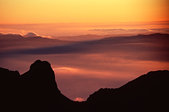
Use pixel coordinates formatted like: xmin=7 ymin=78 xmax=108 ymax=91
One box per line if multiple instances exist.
xmin=0 ymin=0 xmax=169 ymax=38
xmin=0 ymin=0 xmax=169 ymax=24
xmin=0 ymin=0 xmax=169 ymax=101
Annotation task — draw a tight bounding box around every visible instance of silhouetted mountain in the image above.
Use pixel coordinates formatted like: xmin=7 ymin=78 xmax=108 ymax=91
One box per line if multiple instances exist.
xmin=19 ymin=60 xmax=77 ymax=112
xmin=0 ymin=60 xmax=169 ymax=112
xmin=24 ymin=32 xmax=39 ymax=38
xmin=87 ymin=70 xmax=169 ymax=112
xmin=0 ymin=33 xmax=73 ymax=51
xmin=0 ymin=60 xmax=82 ymax=112
xmin=0 ymin=68 xmax=20 ymax=112
xmin=56 ymin=34 xmax=105 ymax=41
xmin=0 ymin=33 xmax=23 ymax=40
xmin=99 ymin=33 xmax=169 ymax=44
xmin=7 ymin=33 xmax=169 ymax=62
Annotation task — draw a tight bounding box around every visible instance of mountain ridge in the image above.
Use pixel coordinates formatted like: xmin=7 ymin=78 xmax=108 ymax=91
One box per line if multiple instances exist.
xmin=0 ymin=60 xmax=169 ymax=112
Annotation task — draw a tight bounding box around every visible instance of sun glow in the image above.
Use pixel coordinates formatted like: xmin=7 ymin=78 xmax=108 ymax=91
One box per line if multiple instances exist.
xmin=0 ymin=0 xmax=168 ymax=24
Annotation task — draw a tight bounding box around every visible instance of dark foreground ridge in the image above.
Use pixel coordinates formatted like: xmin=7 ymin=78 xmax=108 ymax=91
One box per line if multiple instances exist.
xmin=0 ymin=60 xmax=169 ymax=112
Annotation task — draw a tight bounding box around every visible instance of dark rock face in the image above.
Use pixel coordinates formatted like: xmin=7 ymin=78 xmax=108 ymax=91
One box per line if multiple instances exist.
xmin=0 ymin=60 xmax=169 ymax=112
xmin=19 ymin=60 xmax=74 ymax=112
xmin=87 ymin=70 xmax=169 ymax=112
xmin=0 ymin=68 xmax=20 ymax=112
xmin=0 ymin=60 xmax=76 ymax=112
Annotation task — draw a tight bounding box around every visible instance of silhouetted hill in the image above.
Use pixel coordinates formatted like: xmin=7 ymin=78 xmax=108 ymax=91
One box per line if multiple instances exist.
xmin=0 ymin=60 xmax=169 ymax=112
xmin=0 ymin=33 xmax=73 ymax=51
xmin=0 ymin=68 xmax=20 ymax=111
xmin=0 ymin=33 xmax=23 ymax=40
xmin=94 ymin=33 xmax=169 ymax=45
xmin=87 ymin=70 xmax=169 ymax=112
xmin=7 ymin=33 xmax=169 ymax=62
xmin=0 ymin=60 xmax=82 ymax=112
xmin=19 ymin=60 xmax=76 ymax=112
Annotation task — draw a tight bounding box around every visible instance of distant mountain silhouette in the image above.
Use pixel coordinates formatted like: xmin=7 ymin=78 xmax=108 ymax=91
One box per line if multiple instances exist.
xmin=5 ymin=33 xmax=168 ymax=62
xmin=24 ymin=32 xmax=39 ymax=38
xmin=0 ymin=33 xmax=71 ymax=41
xmin=0 ymin=33 xmax=73 ymax=51
xmin=0 ymin=60 xmax=169 ymax=112
xmin=0 ymin=33 xmax=23 ymax=40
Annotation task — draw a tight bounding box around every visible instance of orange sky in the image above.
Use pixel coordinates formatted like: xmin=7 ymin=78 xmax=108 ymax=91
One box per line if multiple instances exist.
xmin=0 ymin=0 xmax=169 ymax=24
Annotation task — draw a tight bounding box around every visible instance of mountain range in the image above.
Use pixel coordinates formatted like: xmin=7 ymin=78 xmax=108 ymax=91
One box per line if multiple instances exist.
xmin=0 ymin=60 xmax=169 ymax=112
xmin=1 ymin=33 xmax=168 ymax=63
xmin=0 ymin=33 xmax=72 ymax=51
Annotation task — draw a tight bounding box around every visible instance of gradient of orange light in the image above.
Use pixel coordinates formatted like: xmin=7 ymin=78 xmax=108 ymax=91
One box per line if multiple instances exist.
xmin=0 ymin=0 xmax=168 ymax=24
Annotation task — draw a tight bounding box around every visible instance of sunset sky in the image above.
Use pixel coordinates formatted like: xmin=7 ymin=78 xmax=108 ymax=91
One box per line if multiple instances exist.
xmin=0 ymin=0 xmax=169 ymax=101
xmin=0 ymin=0 xmax=169 ymax=24
xmin=0 ymin=0 xmax=169 ymax=38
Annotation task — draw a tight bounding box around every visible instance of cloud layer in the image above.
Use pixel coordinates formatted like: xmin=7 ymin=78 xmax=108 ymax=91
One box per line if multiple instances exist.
xmin=0 ymin=33 xmax=169 ymax=100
